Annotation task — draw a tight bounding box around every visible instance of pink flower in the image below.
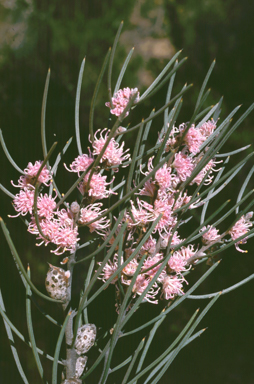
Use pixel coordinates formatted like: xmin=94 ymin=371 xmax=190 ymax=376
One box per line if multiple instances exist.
xmin=200 ymin=225 xmax=220 ymax=244
xmin=164 ymin=124 xmax=181 ymax=151
xmin=153 ymin=199 xmax=177 ymax=236
xmin=37 ymin=193 xmax=57 ymax=219
xmin=184 ymin=125 xmax=206 ymax=154
xmin=92 ymin=129 xmax=130 ymax=171
xmin=142 ymin=253 xmax=164 ymax=277
xmin=65 ymin=153 xmax=94 ymax=175
xmin=173 ymin=245 xmax=197 ymax=262
xmin=123 ymin=274 xmax=159 ymax=304
xmin=11 ymin=188 xmax=35 ymax=217
xmin=79 ymin=203 xmax=110 ymax=234
xmin=229 ymin=212 xmax=253 ymax=253
xmin=173 ymin=152 xmax=195 ymax=181
xmin=199 ymin=119 xmax=216 ymax=137
xmin=168 ymin=252 xmax=189 ymax=274
xmin=12 ymin=161 xmax=51 ymax=188
xmin=140 ymin=237 xmax=157 ymax=255
xmin=28 ymin=212 xmax=79 ymax=255
xmin=170 ymin=192 xmax=192 ymax=211
xmin=105 ymin=87 xmax=140 ymax=117
xmin=98 ymin=254 xmax=119 ymax=284
xmin=139 ymin=179 xmax=157 ymax=197
xmin=160 ymin=231 xmax=183 ymax=249
xmin=155 ymin=163 xmax=173 ymax=191
xmin=78 ymin=172 xmax=114 ymax=201
xmin=128 ymin=199 xmax=154 ymax=226
xmin=122 ymin=259 xmax=138 ymax=276
xmin=191 ymin=159 xmax=221 ymax=186
xmin=162 ymin=275 xmax=186 ymax=300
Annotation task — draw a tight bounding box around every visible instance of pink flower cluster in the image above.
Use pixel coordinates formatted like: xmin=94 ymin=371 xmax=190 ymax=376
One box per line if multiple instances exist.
xmin=229 ymin=212 xmax=253 ymax=253
xmin=91 ymin=128 xmax=130 ymax=171
xmin=99 ymin=240 xmax=194 ymax=304
xmin=105 ymin=87 xmax=140 ymax=117
xmin=9 ymin=87 xmax=252 ymax=309
xmin=10 ymin=121 xmax=133 ymax=255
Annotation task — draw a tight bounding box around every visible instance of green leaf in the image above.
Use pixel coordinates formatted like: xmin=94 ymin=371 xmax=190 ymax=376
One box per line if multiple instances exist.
xmin=134 ymin=315 xmax=166 ymax=383
xmin=0 ymin=290 xmax=29 ymax=384
xmin=83 ymin=257 xmax=95 ymax=324
xmin=0 ymin=289 xmax=63 ymax=364
xmin=75 ymin=58 xmax=86 ymax=156
xmin=194 ymin=60 xmax=216 ymax=113
xmin=89 ymin=48 xmax=111 ymax=141
xmin=41 ymin=69 xmax=51 ymax=161
xmin=128 ymin=309 xmax=199 ymax=384
xmin=114 ymin=47 xmax=135 ymax=95
xmin=236 ymin=165 xmax=254 ymax=214
xmin=121 ymin=338 xmax=145 ymax=384
xmin=122 ymin=261 xmax=219 ymax=337
xmin=52 ymin=311 xmax=72 ymax=384
xmin=139 ymin=50 xmax=183 ymax=101
xmin=0 ymin=183 xmax=15 ymax=199
xmin=126 ymin=122 xmax=144 ymax=193
xmin=108 ymin=21 xmax=124 ymax=107
xmin=0 ymin=129 xmax=24 ymax=174
xmin=125 ymin=84 xmax=192 ymax=136
xmin=147 ymin=295 xmax=220 ymax=384
xmin=26 ymin=266 xmax=48 ymax=384
xmin=187 ymin=273 xmax=254 ymax=299
xmin=0 ymin=218 xmax=61 ymax=303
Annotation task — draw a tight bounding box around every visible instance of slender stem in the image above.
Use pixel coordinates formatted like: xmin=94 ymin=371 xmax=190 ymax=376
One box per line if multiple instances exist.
xmin=63 ymin=252 xmax=78 ymax=379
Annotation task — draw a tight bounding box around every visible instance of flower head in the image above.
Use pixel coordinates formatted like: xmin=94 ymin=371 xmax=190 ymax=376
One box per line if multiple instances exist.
xmin=162 ymin=275 xmax=186 ymax=300
xmin=92 ymin=129 xmax=130 ymax=171
xmin=78 ymin=172 xmax=114 ymax=201
xmin=65 ymin=153 xmax=94 ymax=175
xmin=229 ymin=212 xmax=253 ymax=253
xmin=200 ymin=225 xmax=220 ymax=244
xmin=12 ymin=161 xmax=51 ymax=188
xmin=79 ymin=203 xmax=110 ymax=234
xmin=184 ymin=125 xmax=206 ymax=155
xmin=173 ymin=152 xmax=195 ymax=181
xmin=11 ymin=188 xmax=35 ymax=217
xmin=105 ymin=87 xmax=139 ymax=117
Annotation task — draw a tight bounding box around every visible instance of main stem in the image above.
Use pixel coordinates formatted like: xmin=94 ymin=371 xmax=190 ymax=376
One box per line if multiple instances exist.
xmin=63 ymin=252 xmax=78 ymax=379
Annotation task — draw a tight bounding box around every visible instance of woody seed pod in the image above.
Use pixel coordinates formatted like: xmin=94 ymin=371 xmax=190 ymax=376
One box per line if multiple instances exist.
xmin=75 ymin=324 xmax=96 ymax=355
xmin=45 ymin=264 xmax=70 ymax=302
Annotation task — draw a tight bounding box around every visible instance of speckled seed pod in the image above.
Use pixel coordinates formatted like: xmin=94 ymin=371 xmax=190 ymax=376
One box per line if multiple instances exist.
xmin=75 ymin=356 xmax=88 ymax=378
xmin=75 ymin=324 xmax=96 ymax=355
xmin=45 ymin=264 xmax=70 ymax=301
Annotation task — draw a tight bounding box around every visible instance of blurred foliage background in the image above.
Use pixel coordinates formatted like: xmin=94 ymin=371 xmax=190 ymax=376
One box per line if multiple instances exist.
xmin=0 ymin=0 xmax=253 ymax=383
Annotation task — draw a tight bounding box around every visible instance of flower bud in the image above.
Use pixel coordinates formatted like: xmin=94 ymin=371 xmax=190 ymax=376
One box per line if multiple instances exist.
xmin=70 ymin=201 xmax=80 ymax=214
